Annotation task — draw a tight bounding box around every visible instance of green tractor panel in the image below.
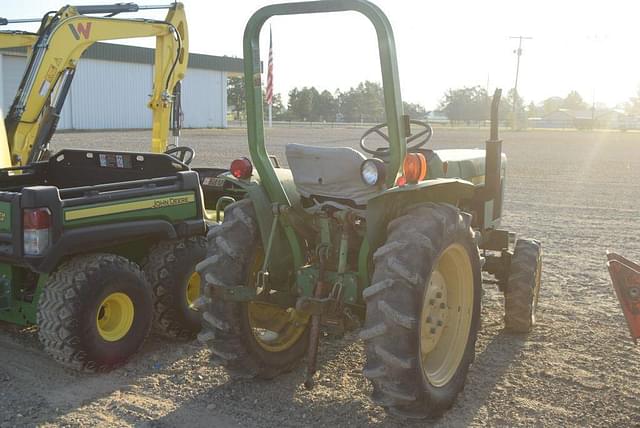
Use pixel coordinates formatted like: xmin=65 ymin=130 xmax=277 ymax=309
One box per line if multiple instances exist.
xmin=196 ymin=0 xmax=543 ymax=419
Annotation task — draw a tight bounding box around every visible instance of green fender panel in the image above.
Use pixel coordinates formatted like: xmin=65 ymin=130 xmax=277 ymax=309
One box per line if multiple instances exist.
xmin=365 ymin=178 xmax=475 ymax=251
xmin=222 ymin=169 xmax=303 ymax=290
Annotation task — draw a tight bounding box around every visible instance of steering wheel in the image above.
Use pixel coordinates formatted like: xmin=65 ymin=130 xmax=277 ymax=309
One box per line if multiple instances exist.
xmin=165 ymin=146 xmax=195 ymax=165
xmin=359 ymin=120 xmax=433 ymax=155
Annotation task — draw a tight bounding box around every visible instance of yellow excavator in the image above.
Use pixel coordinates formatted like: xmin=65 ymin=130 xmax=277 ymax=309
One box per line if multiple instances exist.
xmin=2 ymin=2 xmax=188 ymax=168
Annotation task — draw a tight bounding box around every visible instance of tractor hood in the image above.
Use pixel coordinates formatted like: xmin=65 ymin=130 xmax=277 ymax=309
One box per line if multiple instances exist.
xmin=432 ymin=149 xmax=507 ymax=185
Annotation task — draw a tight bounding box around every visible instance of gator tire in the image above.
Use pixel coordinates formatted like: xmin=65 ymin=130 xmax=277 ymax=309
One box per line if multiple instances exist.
xmin=361 ymin=203 xmax=481 ymax=418
xmin=196 ymin=199 xmax=309 ymax=379
xmin=37 ymin=253 xmax=153 ymax=372
xmin=504 ymin=239 xmax=542 ymax=333
xmin=143 ymin=237 xmax=207 ymax=339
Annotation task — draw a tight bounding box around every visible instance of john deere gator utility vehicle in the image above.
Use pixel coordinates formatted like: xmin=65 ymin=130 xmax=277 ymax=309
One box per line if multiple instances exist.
xmin=0 ymin=3 xmax=223 ymax=372
xmin=196 ymin=0 xmax=543 ymax=418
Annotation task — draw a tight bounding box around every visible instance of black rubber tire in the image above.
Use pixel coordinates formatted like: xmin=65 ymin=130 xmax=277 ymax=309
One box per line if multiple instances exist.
xmin=196 ymin=199 xmax=309 ymax=379
xmin=504 ymin=239 xmax=542 ymax=333
xmin=143 ymin=237 xmax=207 ymax=339
xmin=361 ymin=203 xmax=482 ymax=418
xmin=37 ymin=253 xmax=153 ymax=372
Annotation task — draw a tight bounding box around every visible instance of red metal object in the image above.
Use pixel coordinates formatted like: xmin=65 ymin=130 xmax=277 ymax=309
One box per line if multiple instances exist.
xmin=607 ymin=252 xmax=640 ymax=343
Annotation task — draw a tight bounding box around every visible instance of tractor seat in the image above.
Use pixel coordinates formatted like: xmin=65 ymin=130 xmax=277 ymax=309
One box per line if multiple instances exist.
xmin=285 ymin=143 xmax=378 ymax=208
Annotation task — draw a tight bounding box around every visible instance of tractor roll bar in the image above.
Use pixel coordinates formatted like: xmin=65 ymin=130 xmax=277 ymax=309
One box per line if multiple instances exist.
xmin=243 ymin=0 xmax=406 ymax=206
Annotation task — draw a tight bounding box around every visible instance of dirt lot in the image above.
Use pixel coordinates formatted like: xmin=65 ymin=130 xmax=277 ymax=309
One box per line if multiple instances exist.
xmin=0 ymin=126 xmax=639 ymax=427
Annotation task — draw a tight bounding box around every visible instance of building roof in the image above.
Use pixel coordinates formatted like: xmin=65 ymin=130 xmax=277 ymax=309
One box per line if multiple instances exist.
xmin=1 ymin=42 xmax=244 ymax=74
xmin=543 ymin=108 xmax=628 ymax=121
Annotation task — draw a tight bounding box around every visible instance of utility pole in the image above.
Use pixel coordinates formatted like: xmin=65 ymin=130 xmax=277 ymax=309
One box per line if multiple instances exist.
xmin=510 ymin=36 xmax=532 ymax=129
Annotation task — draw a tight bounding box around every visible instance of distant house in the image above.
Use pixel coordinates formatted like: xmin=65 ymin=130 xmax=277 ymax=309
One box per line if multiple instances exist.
xmin=425 ymin=110 xmax=449 ymax=124
xmin=535 ymin=108 xmax=637 ymax=130
xmin=598 ymin=110 xmax=631 ymax=129
xmin=536 ymin=110 xmax=575 ymax=129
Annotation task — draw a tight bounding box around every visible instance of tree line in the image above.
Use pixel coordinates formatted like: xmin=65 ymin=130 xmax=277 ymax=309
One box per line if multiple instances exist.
xmin=438 ymin=87 xmax=597 ymax=123
xmin=228 ymin=77 xmax=425 ymax=123
xmin=228 ymin=75 xmax=640 ymax=124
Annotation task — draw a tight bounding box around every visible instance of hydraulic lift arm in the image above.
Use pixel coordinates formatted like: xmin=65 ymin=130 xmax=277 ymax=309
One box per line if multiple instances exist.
xmin=3 ymin=2 xmax=188 ymax=167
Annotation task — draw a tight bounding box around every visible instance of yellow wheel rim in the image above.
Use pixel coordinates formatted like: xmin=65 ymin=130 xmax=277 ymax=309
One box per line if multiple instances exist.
xmin=246 ymin=249 xmax=310 ymax=353
xmin=96 ymin=292 xmax=135 ymax=342
xmin=248 ymin=302 xmax=310 ymax=352
xmin=419 ymin=243 xmax=474 ymax=387
xmin=186 ymin=272 xmax=201 ymax=307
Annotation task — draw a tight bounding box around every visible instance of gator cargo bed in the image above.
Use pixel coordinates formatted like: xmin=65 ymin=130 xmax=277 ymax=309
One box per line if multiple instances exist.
xmin=0 ymin=149 xmax=207 ymax=273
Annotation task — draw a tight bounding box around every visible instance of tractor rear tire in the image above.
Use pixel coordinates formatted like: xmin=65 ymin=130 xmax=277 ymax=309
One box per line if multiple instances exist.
xmin=504 ymin=239 xmax=542 ymax=333
xmin=143 ymin=237 xmax=207 ymax=339
xmin=361 ymin=203 xmax=481 ymax=418
xmin=37 ymin=253 xmax=152 ymax=372
xmin=196 ymin=199 xmax=309 ymax=379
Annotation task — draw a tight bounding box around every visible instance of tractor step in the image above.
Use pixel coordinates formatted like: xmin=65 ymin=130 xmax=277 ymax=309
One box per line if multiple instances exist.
xmin=607 ymin=252 xmax=640 ymax=343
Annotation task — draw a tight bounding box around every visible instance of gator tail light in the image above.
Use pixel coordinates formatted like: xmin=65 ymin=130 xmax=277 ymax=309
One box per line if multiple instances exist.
xmin=23 ymin=208 xmax=51 ymax=256
xmin=402 ymin=152 xmax=428 ymax=184
xmin=230 ymin=157 xmax=253 ymax=179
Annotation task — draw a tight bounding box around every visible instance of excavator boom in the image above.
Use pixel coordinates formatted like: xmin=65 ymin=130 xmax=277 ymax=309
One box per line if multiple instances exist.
xmin=3 ymin=2 xmax=188 ymax=167
xmin=0 ymin=31 xmax=38 ymax=49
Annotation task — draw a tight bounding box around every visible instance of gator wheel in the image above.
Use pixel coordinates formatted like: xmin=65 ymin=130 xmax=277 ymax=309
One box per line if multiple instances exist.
xmin=37 ymin=254 xmax=152 ymax=372
xmin=196 ymin=199 xmax=310 ymax=379
xmin=143 ymin=237 xmax=207 ymax=339
xmin=361 ymin=203 xmax=481 ymax=418
xmin=504 ymin=239 xmax=542 ymax=333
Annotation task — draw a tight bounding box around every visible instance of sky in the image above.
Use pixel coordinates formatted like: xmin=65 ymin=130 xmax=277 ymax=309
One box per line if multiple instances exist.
xmin=3 ymin=0 xmax=640 ymax=110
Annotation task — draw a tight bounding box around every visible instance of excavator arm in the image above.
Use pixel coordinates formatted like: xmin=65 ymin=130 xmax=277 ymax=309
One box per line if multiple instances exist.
xmin=0 ymin=31 xmax=38 ymax=50
xmin=0 ymin=16 xmax=42 ymax=50
xmin=4 ymin=2 xmax=188 ymax=167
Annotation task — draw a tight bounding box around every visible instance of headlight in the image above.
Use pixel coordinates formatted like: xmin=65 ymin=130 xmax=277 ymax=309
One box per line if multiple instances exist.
xmin=360 ymin=158 xmax=386 ymax=186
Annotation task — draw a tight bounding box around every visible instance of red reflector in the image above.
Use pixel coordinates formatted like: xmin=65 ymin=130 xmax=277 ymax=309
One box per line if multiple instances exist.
xmin=230 ymin=157 xmax=253 ymax=179
xmin=23 ymin=208 xmax=51 ymax=230
xmin=403 ymin=153 xmax=428 ymax=183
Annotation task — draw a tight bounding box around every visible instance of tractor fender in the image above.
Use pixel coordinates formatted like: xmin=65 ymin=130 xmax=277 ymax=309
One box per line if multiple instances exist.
xmin=35 ymin=220 xmax=185 ymax=273
xmin=222 ymin=169 xmax=302 ymax=284
xmin=365 ymin=178 xmax=475 ymax=251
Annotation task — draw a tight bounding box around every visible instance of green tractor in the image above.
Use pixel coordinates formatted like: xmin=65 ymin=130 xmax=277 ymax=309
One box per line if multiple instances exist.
xmin=195 ymin=0 xmax=542 ymax=418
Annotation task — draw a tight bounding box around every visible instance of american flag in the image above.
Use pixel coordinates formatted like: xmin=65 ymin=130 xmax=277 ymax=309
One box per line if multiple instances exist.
xmin=266 ymin=27 xmax=274 ymax=106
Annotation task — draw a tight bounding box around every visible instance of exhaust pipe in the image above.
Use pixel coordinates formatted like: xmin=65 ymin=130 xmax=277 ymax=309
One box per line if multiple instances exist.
xmin=485 ymin=89 xmax=502 ymax=201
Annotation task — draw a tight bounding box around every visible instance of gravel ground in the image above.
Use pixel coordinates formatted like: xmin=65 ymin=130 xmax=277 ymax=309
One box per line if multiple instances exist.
xmin=0 ymin=126 xmax=638 ymax=427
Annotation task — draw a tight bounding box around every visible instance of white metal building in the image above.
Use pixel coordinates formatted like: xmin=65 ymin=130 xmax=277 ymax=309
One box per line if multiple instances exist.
xmin=0 ymin=42 xmax=243 ymax=129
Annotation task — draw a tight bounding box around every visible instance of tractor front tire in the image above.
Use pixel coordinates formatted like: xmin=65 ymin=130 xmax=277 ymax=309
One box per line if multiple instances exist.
xmin=37 ymin=253 xmax=153 ymax=372
xmin=361 ymin=203 xmax=481 ymax=418
xmin=197 ymin=199 xmax=309 ymax=379
xmin=143 ymin=237 xmax=207 ymax=339
xmin=504 ymin=239 xmax=542 ymax=333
